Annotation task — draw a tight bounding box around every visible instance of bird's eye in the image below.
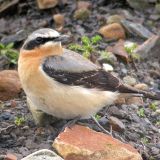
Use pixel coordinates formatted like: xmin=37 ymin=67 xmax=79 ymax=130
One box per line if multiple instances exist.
xmin=36 ymin=37 xmax=43 ymax=43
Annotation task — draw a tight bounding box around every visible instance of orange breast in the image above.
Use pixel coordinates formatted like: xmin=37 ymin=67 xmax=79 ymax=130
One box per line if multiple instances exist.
xmin=18 ymin=49 xmax=50 ymax=94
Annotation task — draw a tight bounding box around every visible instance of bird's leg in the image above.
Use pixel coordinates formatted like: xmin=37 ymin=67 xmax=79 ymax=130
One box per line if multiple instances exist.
xmin=27 ymin=97 xmax=57 ymax=126
xmin=91 ymin=116 xmax=112 ymax=135
xmin=61 ymin=115 xmax=81 ymax=131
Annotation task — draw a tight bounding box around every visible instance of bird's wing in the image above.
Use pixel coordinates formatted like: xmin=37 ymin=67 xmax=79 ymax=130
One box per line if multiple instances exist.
xmin=42 ymin=49 xmax=122 ymax=91
xmin=43 ymin=49 xmax=99 ymax=72
xmin=42 ymin=49 xmax=160 ymax=100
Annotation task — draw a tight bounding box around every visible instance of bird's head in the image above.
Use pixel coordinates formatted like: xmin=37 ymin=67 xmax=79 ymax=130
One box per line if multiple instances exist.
xmin=21 ymin=28 xmax=68 ymax=57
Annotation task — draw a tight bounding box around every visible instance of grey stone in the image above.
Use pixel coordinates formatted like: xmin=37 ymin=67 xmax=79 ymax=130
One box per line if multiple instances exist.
xmin=149 ymin=14 xmax=160 ymax=21
xmin=0 ymin=18 xmax=7 ymax=33
xmin=121 ymin=68 xmax=128 ymax=75
xmin=0 ymin=55 xmax=10 ymax=71
xmin=107 ymin=15 xmax=124 ymax=24
xmin=151 ymin=147 xmax=159 ymax=155
xmin=121 ymin=20 xmax=154 ymax=39
xmin=25 ymin=139 xmax=39 ymax=150
xmin=109 ymin=116 xmax=125 ymax=132
xmin=98 ymin=52 xmax=117 ymax=66
xmin=108 ymin=106 xmax=126 ymax=119
xmin=18 ymin=147 xmax=30 ymax=157
xmin=155 ymin=3 xmax=160 ymax=13
xmin=117 ymin=9 xmax=134 ymax=21
xmin=99 ymin=116 xmax=108 ymax=125
xmin=127 ymin=0 xmax=149 ymax=11
xmin=0 ymin=0 xmax=19 ymax=16
xmin=1 ymin=30 xmax=27 ymax=45
xmin=123 ymin=76 xmax=137 ymax=86
xmin=22 ymin=149 xmax=63 ymax=160
xmin=76 ymin=25 xmax=85 ymax=36
xmin=135 ymin=35 xmax=160 ymax=59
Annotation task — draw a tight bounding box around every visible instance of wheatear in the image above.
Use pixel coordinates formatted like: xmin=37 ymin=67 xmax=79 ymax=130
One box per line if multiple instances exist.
xmin=18 ymin=28 xmax=160 ymax=128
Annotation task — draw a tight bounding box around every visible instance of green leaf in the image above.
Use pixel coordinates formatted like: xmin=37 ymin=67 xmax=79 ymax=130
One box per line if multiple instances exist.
xmin=14 ymin=116 xmax=25 ymax=126
xmin=95 ymin=114 xmax=101 ymax=121
xmin=83 ymin=44 xmax=93 ymax=53
xmin=131 ymin=53 xmax=140 ymax=60
xmin=82 ymin=51 xmax=90 ymax=59
xmin=1 ymin=50 xmax=6 ymax=55
xmin=141 ymin=137 xmax=149 ymax=144
xmin=0 ymin=43 xmax=5 ymax=49
xmin=124 ymin=42 xmax=138 ymax=54
xmin=10 ymin=59 xmax=17 ymax=64
xmin=68 ymin=44 xmax=84 ymax=52
xmin=155 ymin=120 xmax=160 ymax=126
xmin=91 ymin=35 xmax=102 ymax=44
xmin=137 ymin=108 xmax=145 ymax=117
xmin=149 ymin=102 xmax=157 ymax=112
xmin=0 ymin=43 xmax=18 ymax=64
xmin=6 ymin=43 xmax=14 ymax=49
xmin=99 ymin=51 xmax=110 ymax=59
xmin=81 ymin=36 xmax=90 ymax=46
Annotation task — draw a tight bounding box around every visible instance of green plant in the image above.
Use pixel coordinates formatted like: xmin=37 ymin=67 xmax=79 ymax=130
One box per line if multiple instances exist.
xmin=137 ymin=108 xmax=145 ymax=117
xmin=69 ymin=35 xmax=102 ymax=58
xmin=14 ymin=116 xmax=25 ymax=126
xmin=149 ymin=156 xmax=155 ymax=160
xmin=124 ymin=42 xmax=140 ymax=60
xmin=95 ymin=114 xmax=101 ymax=121
xmin=141 ymin=137 xmax=149 ymax=144
xmin=155 ymin=120 xmax=160 ymax=126
xmin=99 ymin=51 xmax=110 ymax=60
xmin=0 ymin=43 xmax=18 ymax=64
xmin=149 ymin=102 xmax=158 ymax=112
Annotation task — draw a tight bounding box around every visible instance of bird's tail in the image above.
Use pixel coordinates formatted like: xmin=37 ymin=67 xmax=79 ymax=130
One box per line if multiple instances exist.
xmin=118 ymin=84 xmax=160 ymax=100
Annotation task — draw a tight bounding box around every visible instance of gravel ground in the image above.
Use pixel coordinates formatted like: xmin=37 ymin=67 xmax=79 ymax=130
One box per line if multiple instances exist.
xmin=0 ymin=0 xmax=160 ymax=159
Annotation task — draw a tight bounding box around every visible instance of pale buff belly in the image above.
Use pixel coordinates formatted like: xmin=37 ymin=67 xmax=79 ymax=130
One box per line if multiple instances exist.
xmin=25 ymin=80 xmax=118 ymax=119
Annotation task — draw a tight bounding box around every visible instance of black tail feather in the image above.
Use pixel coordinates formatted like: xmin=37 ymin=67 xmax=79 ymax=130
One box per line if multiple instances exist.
xmin=119 ymin=84 xmax=160 ymax=100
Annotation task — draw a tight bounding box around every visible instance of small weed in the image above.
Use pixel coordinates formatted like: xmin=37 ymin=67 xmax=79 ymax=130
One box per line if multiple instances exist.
xmin=91 ymin=35 xmax=102 ymax=44
xmin=141 ymin=137 xmax=149 ymax=144
xmin=95 ymin=114 xmax=101 ymax=121
xmin=149 ymin=156 xmax=155 ymax=160
xmin=155 ymin=120 xmax=160 ymax=126
xmin=99 ymin=51 xmax=110 ymax=60
xmin=68 ymin=44 xmax=83 ymax=52
xmin=14 ymin=116 xmax=25 ymax=126
xmin=149 ymin=102 xmax=158 ymax=112
xmin=69 ymin=35 xmax=102 ymax=58
xmin=0 ymin=43 xmax=18 ymax=64
xmin=124 ymin=42 xmax=140 ymax=60
xmin=137 ymin=108 xmax=145 ymax=117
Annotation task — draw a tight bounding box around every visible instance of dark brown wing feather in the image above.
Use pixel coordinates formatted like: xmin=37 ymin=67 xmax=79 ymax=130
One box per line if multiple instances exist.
xmin=42 ymin=50 xmax=160 ymax=100
xmin=42 ymin=49 xmax=122 ymax=91
xmin=42 ymin=66 xmax=122 ymax=91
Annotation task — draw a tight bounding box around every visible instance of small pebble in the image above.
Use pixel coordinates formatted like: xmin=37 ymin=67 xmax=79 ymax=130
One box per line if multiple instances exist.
xmin=103 ymin=63 xmax=114 ymax=71
xmin=123 ymin=76 xmax=137 ymax=86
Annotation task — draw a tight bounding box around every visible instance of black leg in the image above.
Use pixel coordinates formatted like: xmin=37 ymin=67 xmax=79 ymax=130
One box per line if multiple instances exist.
xmin=61 ymin=115 xmax=81 ymax=131
xmin=91 ymin=116 xmax=112 ymax=135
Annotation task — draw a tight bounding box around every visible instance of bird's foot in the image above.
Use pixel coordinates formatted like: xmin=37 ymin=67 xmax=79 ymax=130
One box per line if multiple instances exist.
xmin=61 ymin=115 xmax=81 ymax=131
xmin=91 ymin=116 xmax=112 ymax=136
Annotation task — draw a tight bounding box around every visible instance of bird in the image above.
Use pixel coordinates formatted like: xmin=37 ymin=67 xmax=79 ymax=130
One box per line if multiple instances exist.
xmin=18 ymin=28 xmax=160 ymax=132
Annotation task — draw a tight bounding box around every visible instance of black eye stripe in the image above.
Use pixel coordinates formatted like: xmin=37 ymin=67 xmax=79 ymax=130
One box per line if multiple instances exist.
xmin=23 ymin=37 xmax=58 ymax=50
xmin=36 ymin=37 xmax=44 ymax=43
xmin=36 ymin=37 xmax=57 ymax=43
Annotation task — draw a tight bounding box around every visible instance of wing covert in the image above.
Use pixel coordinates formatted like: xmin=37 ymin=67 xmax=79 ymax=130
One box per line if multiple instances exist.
xmin=42 ymin=49 xmax=122 ymax=91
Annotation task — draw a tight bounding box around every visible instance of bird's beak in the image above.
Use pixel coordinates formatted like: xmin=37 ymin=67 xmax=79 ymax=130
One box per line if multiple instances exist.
xmin=56 ymin=35 xmax=70 ymax=44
